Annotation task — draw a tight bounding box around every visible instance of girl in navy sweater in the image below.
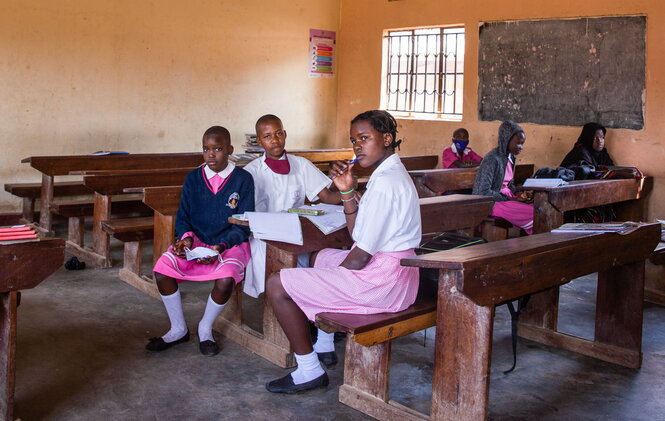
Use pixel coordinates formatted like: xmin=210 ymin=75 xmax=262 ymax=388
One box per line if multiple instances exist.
xmin=147 ymin=126 xmax=254 ymax=356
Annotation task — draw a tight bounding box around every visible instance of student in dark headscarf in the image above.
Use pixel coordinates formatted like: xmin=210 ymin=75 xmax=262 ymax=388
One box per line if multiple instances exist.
xmin=560 ymin=122 xmax=614 ymax=179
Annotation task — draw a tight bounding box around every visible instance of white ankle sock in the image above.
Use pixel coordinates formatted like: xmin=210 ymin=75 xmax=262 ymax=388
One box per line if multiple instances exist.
xmin=291 ymin=351 xmax=325 ymax=385
xmin=313 ymin=329 xmax=335 ymax=353
xmin=198 ymin=294 xmax=225 ymax=342
xmin=160 ymin=290 xmax=187 ymax=343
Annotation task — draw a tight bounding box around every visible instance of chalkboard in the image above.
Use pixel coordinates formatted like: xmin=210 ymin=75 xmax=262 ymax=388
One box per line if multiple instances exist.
xmin=478 ymin=16 xmax=645 ymax=129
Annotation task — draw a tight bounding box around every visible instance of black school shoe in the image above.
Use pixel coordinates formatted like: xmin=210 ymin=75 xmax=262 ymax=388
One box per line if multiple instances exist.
xmin=199 ymin=340 xmax=220 ymax=356
xmin=265 ymin=372 xmax=329 ymax=394
xmin=145 ymin=330 xmax=190 ymax=352
xmin=317 ymin=351 xmax=338 ymax=368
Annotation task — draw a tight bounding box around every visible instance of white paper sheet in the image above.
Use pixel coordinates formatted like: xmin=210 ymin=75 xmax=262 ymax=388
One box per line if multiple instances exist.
xmin=185 ymin=247 xmax=219 ymax=261
xmin=300 ymin=203 xmax=347 ymax=235
xmin=246 ymin=212 xmax=303 ymax=245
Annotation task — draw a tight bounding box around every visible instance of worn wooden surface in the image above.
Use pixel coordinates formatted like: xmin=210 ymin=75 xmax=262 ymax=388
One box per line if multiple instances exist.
xmin=23 ymin=152 xmax=202 ymax=232
xmin=353 ymin=155 xmax=438 ymax=178
xmin=0 ymin=238 xmax=64 ymax=421
xmin=409 ymin=164 xmax=534 ymax=197
xmin=401 ymin=224 xmax=659 ymax=420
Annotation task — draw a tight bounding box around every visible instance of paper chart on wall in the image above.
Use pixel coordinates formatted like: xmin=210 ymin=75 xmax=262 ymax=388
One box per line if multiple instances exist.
xmin=309 ymin=29 xmax=335 ymax=78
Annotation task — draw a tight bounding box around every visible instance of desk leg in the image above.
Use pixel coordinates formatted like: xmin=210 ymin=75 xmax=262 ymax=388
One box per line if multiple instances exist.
xmin=262 ymin=245 xmax=296 ymax=367
xmin=91 ymin=193 xmax=111 ymax=267
xmin=431 ymin=270 xmax=494 ymax=421
xmin=595 ymin=262 xmax=644 ymax=368
xmin=0 ymin=292 xmax=18 ymax=421
xmin=152 ymin=213 xmax=174 ymax=265
xmin=213 ymin=244 xmax=296 ymax=368
xmin=38 ymin=174 xmax=54 ymax=233
xmin=521 ymin=194 xmax=562 ymax=330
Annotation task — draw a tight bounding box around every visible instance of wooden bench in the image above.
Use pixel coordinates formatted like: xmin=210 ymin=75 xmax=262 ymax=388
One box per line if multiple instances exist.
xmin=4 ymin=181 xmax=92 ymax=223
xmin=22 ymin=153 xmax=204 ymax=233
xmin=1 ymin=238 xmax=64 ymax=421
xmin=101 ymin=217 xmax=154 ymax=276
xmin=396 ymin=223 xmax=661 ymax=421
xmin=74 ymin=168 xmax=193 ymax=267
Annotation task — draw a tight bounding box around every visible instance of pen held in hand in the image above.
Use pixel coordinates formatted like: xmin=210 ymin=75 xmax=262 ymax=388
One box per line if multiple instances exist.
xmin=329 ymin=157 xmax=359 ymax=179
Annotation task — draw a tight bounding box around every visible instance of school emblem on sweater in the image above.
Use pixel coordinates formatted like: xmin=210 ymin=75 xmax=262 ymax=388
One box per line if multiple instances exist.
xmin=227 ymin=192 xmax=240 ymax=209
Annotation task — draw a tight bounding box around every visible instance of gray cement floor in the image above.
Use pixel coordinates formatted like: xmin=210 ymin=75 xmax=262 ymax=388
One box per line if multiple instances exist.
xmin=11 ymin=235 xmax=665 ymax=420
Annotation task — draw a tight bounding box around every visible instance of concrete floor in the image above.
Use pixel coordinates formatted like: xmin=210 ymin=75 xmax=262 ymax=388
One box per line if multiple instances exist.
xmin=11 ymin=235 xmax=665 ymax=421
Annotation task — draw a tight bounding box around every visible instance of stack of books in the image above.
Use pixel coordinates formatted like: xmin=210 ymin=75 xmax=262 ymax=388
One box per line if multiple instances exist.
xmin=552 ymin=222 xmax=641 ymax=235
xmin=229 ymin=153 xmax=259 ymax=166
xmin=0 ymin=225 xmax=39 ymax=244
xmin=243 ymin=134 xmax=264 ymax=154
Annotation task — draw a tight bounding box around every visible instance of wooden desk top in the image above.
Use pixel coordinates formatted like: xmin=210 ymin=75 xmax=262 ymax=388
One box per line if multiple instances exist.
xmin=0 ymin=238 xmax=65 ymax=292
xmin=22 ymin=153 xmax=203 ymax=176
xmin=402 ymin=223 xmax=660 ymax=306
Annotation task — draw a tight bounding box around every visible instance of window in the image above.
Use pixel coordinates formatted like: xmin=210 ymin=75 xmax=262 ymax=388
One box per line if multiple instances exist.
xmin=382 ymin=27 xmax=465 ymax=120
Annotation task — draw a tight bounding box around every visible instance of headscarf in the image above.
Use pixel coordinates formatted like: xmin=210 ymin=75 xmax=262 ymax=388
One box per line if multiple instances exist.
xmin=576 ymin=122 xmax=607 ymax=160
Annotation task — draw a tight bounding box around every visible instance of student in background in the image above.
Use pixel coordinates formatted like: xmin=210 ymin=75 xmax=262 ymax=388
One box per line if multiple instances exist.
xmin=473 ymin=120 xmax=534 ymax=235
xmin=147 ymin=126 xmax=254 ymax=357
xmin=560 ymin=122 xmax=614 ymax=179
xmin=441 ymin=128 xmax=483 ymax=168
xmin=242 ymin=114 xmax=341 ymax=298
xmin=263 ymin=110 xmax=421 ymax=394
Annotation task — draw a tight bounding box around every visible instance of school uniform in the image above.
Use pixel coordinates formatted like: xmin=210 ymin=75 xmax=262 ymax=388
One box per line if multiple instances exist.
xmin=153 ymin=163 xmax=255 ymax=283
xmin=243 ymin=153 xmax=332 ymax=297
xmin=279 ymin=153 xmax=422 ymax=321
xmin=473 ymin=120 xmax=534 ymax=235
xmin=441 ymin=143 xmax=483 ymax=168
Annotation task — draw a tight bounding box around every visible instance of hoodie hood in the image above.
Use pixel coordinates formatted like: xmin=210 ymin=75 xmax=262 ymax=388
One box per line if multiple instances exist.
xmin=497 ymin=120 xmax=524 ymax=158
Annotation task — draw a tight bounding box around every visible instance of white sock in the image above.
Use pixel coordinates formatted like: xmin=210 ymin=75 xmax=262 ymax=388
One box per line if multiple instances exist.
xmin=198 ymin=294 xmax=225 ymax=342
xmin=291 ymin=351 xmax=325 ymax=385
xmin=313 ymin=329 xmax=335 ymax=353
xmin=160 ymin=290 xmax=187 ymax=343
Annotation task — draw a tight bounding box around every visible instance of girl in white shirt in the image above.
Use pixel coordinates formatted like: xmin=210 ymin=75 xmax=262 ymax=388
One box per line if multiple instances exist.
xmin=264 ymin=110 xmax=421 ymax=394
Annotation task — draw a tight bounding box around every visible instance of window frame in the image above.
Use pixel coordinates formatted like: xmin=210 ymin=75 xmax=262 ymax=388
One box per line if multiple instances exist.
xmin=380 ymin=26 xmax=465 ymax=121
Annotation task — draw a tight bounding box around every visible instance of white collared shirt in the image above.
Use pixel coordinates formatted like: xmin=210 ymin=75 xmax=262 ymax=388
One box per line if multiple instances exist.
xmin=353 ymin=153 xmax=421 ymax=255
xmin=243 ymin=154 xmax=331 ymax=212
xmin=203 ymin=162 xmax=235 ymax=179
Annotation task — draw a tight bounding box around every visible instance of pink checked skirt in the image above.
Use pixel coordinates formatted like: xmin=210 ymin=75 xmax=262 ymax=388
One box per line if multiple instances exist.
xmin=280 ymin=247 xmax=419 ymax=321
xmin=153 ymin=234 xmax=250 ymax=283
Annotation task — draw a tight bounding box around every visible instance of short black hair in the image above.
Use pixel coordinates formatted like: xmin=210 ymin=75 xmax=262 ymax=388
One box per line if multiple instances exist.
xmin=203 ymin=126 xmax=231 ymax=143
xmin=255 ymin=114 xmax=283 ymax=134
xmin=453 ymin=128 xmax=469 ymax=138
xmin=351 ymin=110 xmax=401 ymax=149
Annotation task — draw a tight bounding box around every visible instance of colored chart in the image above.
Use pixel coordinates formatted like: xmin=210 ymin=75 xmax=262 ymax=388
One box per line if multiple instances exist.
xmin=309 ymin=29 xmax=335 ymax=78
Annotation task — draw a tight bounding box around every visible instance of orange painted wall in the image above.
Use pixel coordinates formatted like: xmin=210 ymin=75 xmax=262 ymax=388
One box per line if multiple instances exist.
xmin=0 ymin=0 xmax=340 ymax=211
xmin=336 ymin=0 xmax=665 ymax=222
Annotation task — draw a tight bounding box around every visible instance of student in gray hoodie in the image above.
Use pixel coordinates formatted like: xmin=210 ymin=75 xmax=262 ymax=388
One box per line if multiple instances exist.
xmin=472 ymin=120 xmax=534 ymax=234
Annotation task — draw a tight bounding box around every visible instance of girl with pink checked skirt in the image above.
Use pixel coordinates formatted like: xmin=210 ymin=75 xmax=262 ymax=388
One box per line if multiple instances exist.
xmin=264 ymin=110 xmax=421 ymax=394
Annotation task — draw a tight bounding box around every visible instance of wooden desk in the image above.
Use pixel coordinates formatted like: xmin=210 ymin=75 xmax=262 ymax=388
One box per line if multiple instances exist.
xmin=520 ymin=177 xmax=652 ymax=330
xmin=121 ymin=189 xmax=492 ymax=367
xmin=401 ymin=224 xmax=660 ymax=420
xmin=218 ymin=195 xmax=493 ymax=367
xmin=1 ymin=238 xmax=64 ymax=421
xmin=22 ymin=153 xmax=203 ymax=233
xmin=409 ymin=164 xmax=534 ymax=198
xmin=73 ymin=169 xmax=192 ymax=267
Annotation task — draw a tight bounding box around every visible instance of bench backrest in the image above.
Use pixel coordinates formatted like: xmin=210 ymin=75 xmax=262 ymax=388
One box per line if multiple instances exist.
xmin=401 ymin=223 xmax=660 ymax=306
xmin=23 ymin=153 xmax=204 ymax=176
xmin=289 ymin=149 xmax=354 ymax=163
xmin=354 ymin=154 xmax=438 ymax=178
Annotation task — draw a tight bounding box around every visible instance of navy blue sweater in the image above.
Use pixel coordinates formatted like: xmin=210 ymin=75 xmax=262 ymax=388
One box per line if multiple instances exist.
xmin=175 ymin=166 xmax=254 ymax=249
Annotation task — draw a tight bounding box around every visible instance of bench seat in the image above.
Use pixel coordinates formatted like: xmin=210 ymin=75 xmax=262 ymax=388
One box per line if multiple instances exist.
xmin=101 ymin=216 xmax=155 ymax=275
xmin=316 ymin=291 xmax=437 ymax=347
xmin=4 ymin=181 xmax=92 ymax=222
xmin=315 ymin=287 xmax=437 ymax=421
